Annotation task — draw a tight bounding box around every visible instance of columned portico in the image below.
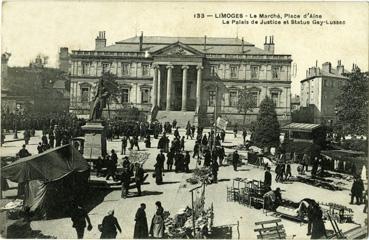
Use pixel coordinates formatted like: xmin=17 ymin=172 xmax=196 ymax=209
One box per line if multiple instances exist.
xmin=181 ymin=65 xmax=189 ymax=111
xmin=152 ymin=62 xmax=202 ymax=112
xmin=196 ymin=65 xmax=203 ymax=113
xmin=151 ymin=65 xmax=158 ymax=108
xmin=166 ymin=65 xmax=173 ymax=111
xmin=157 ymin=68 xmax=161 ymax=107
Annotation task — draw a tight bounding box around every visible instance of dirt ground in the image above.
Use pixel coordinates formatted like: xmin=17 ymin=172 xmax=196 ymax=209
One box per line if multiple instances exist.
xmin=1 ymin=129 xmax=367 ymax=239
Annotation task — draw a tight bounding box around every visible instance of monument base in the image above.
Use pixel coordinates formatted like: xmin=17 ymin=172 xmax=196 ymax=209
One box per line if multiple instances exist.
xmin=81 ymin=121 xmax=107 ymax=160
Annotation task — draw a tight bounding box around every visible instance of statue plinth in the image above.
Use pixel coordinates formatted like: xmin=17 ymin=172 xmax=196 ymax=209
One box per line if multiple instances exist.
xmin=81 ymin=121 xmax=107 ymax=160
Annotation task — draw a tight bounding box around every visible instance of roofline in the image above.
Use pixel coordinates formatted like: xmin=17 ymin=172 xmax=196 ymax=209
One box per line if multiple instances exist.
xmin=70 ymin=50 xmax=291 ymax=58
xmin=300 ymin=74 xmax=348 ymax=83
xmin=115 ymin=41 xmax=255 ymax=47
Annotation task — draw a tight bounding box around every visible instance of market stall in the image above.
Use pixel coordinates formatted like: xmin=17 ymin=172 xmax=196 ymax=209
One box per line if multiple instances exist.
xmin=164 ymin=183 xmax=214 ymax=239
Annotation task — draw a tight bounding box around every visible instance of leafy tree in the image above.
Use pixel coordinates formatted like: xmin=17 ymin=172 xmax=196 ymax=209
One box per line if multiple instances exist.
xmin=337 ymin=67 xmax=368 ymax=137
xmin=251 ymin=96 xmax=280 ymax=148
xmin=237 ymin=88 xmax=256 ymax=125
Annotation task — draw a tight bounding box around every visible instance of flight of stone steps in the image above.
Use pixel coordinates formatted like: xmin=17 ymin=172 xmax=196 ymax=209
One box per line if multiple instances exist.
xmin=156 ymin=111 xmax=196 ymax=128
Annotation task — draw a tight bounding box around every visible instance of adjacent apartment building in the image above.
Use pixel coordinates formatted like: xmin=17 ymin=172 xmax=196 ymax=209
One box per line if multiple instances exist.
xmin=300 ymin=61 xmax=348 ymax=125
xmin=68 ymin=31 xmax=292 ymax=125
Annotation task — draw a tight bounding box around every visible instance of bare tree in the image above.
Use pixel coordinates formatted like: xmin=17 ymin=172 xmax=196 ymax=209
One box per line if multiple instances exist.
xmin=237 ymin=88 xmax=256 ymax=126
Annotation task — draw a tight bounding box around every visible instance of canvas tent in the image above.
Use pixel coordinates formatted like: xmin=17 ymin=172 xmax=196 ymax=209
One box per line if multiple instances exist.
xmin=2 ymin=144 xmax=90 ymax=219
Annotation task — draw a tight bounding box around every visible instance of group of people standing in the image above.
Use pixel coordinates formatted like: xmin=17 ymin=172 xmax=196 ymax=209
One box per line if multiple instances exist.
xmin=70 ymin=201 xmax=166 ymax=239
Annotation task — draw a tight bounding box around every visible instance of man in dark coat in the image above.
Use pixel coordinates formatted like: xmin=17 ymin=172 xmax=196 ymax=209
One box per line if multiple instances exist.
xmin=204 ymin=150 xmax=211 ymax=167
xmin=100 ymin=210 xmax=121 ymax=239
xmin=232 ymin=150 xmax=239 ymax=171
xmin=156 ymin=150 xmax=165 ymax=170
xmin=134 ymin=203 xmax=149 ymax=239
xmin=166 ymin=149 xmax=174 ymax=171
xmin=184 ymin=151 xmax=191 ymax=173
xmin=70 ymin=203 xmax=92 ymax=239
xmin=211 ymin=160 xmax=219 ymax=183
xmin=134 ymin=163 xmax=145 ymax=196
xmin=264 ymin=167 xmax=272 ymax=191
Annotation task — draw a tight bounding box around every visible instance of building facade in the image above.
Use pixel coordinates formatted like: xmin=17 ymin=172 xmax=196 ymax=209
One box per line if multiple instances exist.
xmin=300 ymin=61 xmax=348 ymax=125
xmin=69 ymin=32 xmax=292 ymax=125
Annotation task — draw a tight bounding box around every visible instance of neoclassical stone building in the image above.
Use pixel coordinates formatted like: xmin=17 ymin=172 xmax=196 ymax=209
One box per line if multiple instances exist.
xmin=68 ymin=32 xmax=292 ymax=125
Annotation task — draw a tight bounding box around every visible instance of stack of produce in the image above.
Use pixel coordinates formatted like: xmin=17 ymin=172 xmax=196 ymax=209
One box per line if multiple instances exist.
xmin=186 ymin=167 xmax=212 ymax=185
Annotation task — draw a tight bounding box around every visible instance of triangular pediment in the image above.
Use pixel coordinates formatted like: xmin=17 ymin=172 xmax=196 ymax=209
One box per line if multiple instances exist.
xmin=152 ymin=42 xmax=204 ymax=57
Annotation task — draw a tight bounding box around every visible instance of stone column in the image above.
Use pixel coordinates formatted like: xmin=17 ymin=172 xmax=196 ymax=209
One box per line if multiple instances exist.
xmin=181 ymin=65 xmax=189 ymax=111
xmin=196 ymin=65 xmax=203 ymax=113
xmin=166 ymin=65 xmax=173 ymax=111
xmin=157 ymin=68 xmax=161 ymax=107
xmin=151 ymin=65 xmax=158 ymax=108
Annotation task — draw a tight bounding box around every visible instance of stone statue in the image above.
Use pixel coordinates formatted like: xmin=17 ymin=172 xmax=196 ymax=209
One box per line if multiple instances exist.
xmin=90 ymin=78 xmax=109 ymax=120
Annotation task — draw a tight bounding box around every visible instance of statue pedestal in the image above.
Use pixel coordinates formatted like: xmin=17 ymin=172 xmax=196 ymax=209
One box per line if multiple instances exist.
xmin=81 ymin=121 xmax=107 ymax=160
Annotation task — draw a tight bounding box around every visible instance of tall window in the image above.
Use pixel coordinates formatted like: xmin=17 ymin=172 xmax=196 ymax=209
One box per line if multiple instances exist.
xmin=251 ymin=66 xmax=259 ymax=79
xmin=141 ymin=89 xmax=150 ymax=103
xmin=81 ymin=87 xmax=89 ymax=102
xmin=121 ymin=89 xmax=129 ymax=103
xmin=121 ymin=63 xmax=130 ymax=76
xmin=251 ymin=92 xmax=258 ymax=107
xmin=230 ymin=65 xmax=238 ymax=78
xmin=272 ymin=66 xmax=280 ymax=79
xmin=208 ymin=91 xmax=216 ymax=106
xmin=102 ymin=62 xmax=111 ymax=73
xmin=324 ymin=79 xmax=328 ymax=87
xmin=142 ymin=64 xmax=150 ymax=76
xmin=82 ymin=62 xmax=90 ymax=75
xmin=210 ymin=65 xmax=217 ymax=76
xmin=229 ymin=91 xmax=238 ymax=106
xmin=271 ymin=92 xmax=279 ymax=106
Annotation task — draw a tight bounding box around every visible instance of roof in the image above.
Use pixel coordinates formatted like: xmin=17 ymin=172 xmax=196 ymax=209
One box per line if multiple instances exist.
xmin=94 ymin=35 xmax=276 ymax=55
xmin=116 ymin=36 xmax=254 ymax=46
xmin=321 ymin=150 xmax=367 ymax=162
xmin=282 ymin=122 xmax=321 ymax=131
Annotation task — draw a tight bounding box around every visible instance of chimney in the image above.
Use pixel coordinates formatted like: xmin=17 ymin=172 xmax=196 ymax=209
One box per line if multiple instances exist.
xmin=322 ymin=62 xmax=332 ymax=73
xmin=241 ymin=37 xmax=244 ymax=53
xmin=59 ymin=47 xmax=70 ymax=73
xmin=95 ymin=31 xmax=106 ymax=50
xmin=263 ymin=35 xmax=275 ymax=54
xmin=139 ymin=31 xmax=143 ymax=51
xmin=336 ymin=60 xmax=344 ymax=75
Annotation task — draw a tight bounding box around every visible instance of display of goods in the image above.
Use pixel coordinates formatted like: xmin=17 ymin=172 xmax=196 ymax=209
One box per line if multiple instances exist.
xmin=186 ymin=167 xmax=212 ymax=185
xmin=295 ymin=176 xmax=344 ymax=191
xmin=128 ymin=151 xmax=150 ymax=165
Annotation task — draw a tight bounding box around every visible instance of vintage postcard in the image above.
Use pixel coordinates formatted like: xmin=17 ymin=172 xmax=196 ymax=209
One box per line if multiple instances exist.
xmin=0 ymin=1 xmax=368 ymax=239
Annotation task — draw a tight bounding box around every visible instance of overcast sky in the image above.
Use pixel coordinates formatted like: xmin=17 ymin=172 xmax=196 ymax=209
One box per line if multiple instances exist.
xmin=2 ymin=1 xmax=368 ymax=94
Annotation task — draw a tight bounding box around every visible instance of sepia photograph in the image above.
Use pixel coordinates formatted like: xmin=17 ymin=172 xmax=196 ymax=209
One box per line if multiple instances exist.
xmin=0 ymin=1 xmax=368 ymax=239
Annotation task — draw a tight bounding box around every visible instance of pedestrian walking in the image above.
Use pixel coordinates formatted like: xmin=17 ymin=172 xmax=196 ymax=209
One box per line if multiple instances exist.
xmin=232 ymin=150 xmax=239 ymax=171
xmin=184 ymin=151 xmax=190 ymax=173
xmin=134 ymin=203 xmax=149 ymax=239
xmin=121 ymin=165 xmax=132 ymax=198
xmin=99 ymin=210 xmax=121 ymax=239
xmin=70 ymin=203 xmax=92 ymax=239
xmin=264 ymin=167 xmax=272 ymax=191
xmin=134 ymin=163 xmax=145 ymax=196
xmin=166 ymin=149 xmax=174 ymax=171
xmin=121 ymin=135 xmax=128 ymax=155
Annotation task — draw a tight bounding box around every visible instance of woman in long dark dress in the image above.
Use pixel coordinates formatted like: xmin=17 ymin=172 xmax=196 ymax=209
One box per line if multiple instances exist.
xmin=154 ymin=163 xmax=163 ymax=184
xmin=311 ymin=204 xmax=327 ymax=239
xmin=133 ymin=203 xmax=148 ymax=239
